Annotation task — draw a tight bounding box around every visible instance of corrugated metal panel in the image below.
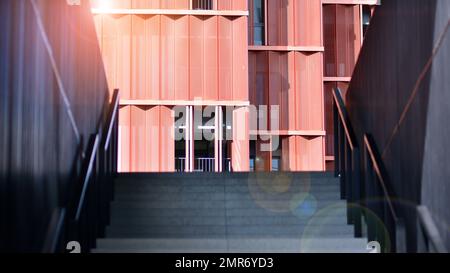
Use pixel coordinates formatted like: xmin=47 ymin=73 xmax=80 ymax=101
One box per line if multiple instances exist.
xmin=217 ymin=0 xmax=247 ymax=10
xmin=119 ymin=106 xmax=131 ymax=172
xmin=102 ymin=14 xmax=131 ymax=98
xmin=131 ymin=14 xmax=160 ymax=100
xmin=296 ymin=136 xmax=324 ymax=171
xmin=218 ymin=16 xmax=233 ymax=100
xmin=232 ymin=107 xmax=250 ymax=171
xmin=295 ymin=52 xmax=323 ymax=131
xmin=174 ymin=16 xmax=189 ymax=100
xmin=160 ymin=106 xmax=175 ymax=172
xmin=203 ymin=16 xmax=219 ymax=100
xmin=294 ymin=0 xmax=322 ymax=46
xmin=232 ymin=16 xmax=248 ymax=101
xmin=160 ymin=15 xmax=175 ymax=100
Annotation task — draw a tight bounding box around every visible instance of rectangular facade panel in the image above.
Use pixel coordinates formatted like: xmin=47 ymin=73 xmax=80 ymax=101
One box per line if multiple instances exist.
xmin=294 ymin=0 xmax=322 ymax=46
xmin=287 ymin=52 xmax=296 ymax=131
xmin=203 ymin=16 xmax=219 ymax=100
xmin=132 ymin=0 xmax=161 ymax=9
xmin=296 ymin=136 xmax=324 ymax=171
xmin=161 ymin=0 xmax=190 ymax=9
xmin=160 ymin=106 xmax=175 ymax=172
xmin=102 ymin=14 xmax=131 ymax=98
xmin=324 ymin=4 xmax=361 ymax=77
xmin=232 ymin=107 xmax=250 ymax=171
xmin=248 ymin=52 xmax=257 ymax=105
xmin=217 ymin=0 xmax=247 ymax=10
xmin=279 ymin=52 xmax=289 ymax=131
xmin=130 ymin=106 xmax=160 ymax=172
xmin=218 ymin=16 xmax=233 ymax=100
xmin=119 ymin=106 xmax=131 ymax=172
xmin=232 ymin=16 xmax=248 ymax=101
xmin=174 ymin=16 xmax=189 ymax=100
xmin=295 ymin=52 xmax=323 ymax=131
xmin=131 ymin=14 xmax=160 ymax=100
xmin=323 ymin=4 xmax=337 ymax=77
xmin=160 ymin=15 xmax=175 ymax=100
xmin=189 ymin=15 xmax=204 ymax=99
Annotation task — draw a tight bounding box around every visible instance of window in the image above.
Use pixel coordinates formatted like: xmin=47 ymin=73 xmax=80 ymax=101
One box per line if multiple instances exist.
xmin=193 ymin=0 xmax=213 ymax=10
xmin=362 ymin=6 xmax=372 ymax=36
xmin=253 ymin=0 xmax=265 ymax=45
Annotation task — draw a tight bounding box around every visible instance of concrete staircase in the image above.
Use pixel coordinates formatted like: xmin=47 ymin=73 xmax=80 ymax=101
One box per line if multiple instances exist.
xmin=92 ymin=172 xmax=369 ymax=253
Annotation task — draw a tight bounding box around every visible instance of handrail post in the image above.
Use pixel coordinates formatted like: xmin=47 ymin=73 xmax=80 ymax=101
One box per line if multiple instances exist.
xmin=339 ymin=121 xmax=346 ymax=199
xmin=333 ymin=101 xmax=340 ymax=178
xmin=345 ymin=139 xmax=353 ymax=225
xmin=353 ymin=147 xmax=362 ymax=237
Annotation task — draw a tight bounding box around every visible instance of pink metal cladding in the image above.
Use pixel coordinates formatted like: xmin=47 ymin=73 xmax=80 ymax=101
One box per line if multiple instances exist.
xmin=92 ymin=0 xmax=369 ymax=172
xmin=322 ymin=4 xmax=362 ymax=170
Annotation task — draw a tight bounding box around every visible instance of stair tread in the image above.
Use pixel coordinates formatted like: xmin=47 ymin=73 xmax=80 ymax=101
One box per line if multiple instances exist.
xmin=90 ymin=172 xmax=361 ymax=253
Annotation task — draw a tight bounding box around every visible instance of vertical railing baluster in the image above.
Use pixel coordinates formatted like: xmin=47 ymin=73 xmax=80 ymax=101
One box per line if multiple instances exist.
xmin=333 ymin=102 xmax=340 ymax=178
xmin=347 ymin=140 xmax=354 ymax=225
xmin=339 ymin=120 xmax=346 ymax=199
xmin=365 ymin=155 xmax=375 ymax=243
xmin=353 ymin=148 xmax=362 ymax=237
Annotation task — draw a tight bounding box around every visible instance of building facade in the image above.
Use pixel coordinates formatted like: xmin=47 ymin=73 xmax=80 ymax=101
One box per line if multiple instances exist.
xmin=90 ymin=0 xmax=377 ymax=173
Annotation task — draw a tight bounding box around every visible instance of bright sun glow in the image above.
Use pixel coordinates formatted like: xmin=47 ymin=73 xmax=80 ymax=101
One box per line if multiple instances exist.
xmin=91 ymin=0 xmax=112 ymax=14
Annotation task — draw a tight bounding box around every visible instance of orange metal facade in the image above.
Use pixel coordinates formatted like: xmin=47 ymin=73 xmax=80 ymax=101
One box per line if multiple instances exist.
xmin=90 ymin=0 xmax=376 ymax=172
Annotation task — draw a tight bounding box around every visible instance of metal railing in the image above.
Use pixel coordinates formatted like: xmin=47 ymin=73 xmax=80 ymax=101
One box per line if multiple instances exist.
xmin=176 ymin=157 xmax=232 ymax=172
xmin=332 ymin=88 xmax=362 ymax=238
xmin=195 ymin=158 xmax=215 ymax=172
xmin=42 ymin=89 xmax=119 ymax=253
xmin=363 ymin=134 xmax=406 ymax=253
xmin=333 ymin=87 xmax=449 ymax=253
xmin=333 ymin=88 xmax=406 ymax=252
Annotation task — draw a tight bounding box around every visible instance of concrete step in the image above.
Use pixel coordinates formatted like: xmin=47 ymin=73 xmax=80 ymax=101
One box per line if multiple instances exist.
xmin=109 ymin=215 xmax=348 ymax=226
xmin=110 ymin=200 xmax=345 ymax=210
xmin=113 ymin=185 xmax=341 ymax=195
xmin=115 ymin=178 xmax=340 ymax=187
xmin=105 ymin=224 xmax=355 ymax=238
xmin=93 ymin=237 xmax=367 ymax=253
xmin=116 ymin=171 xmax=337 ymax=180
xmin=113 ymin=191 xmax=341 ymax=202
xmin=110 ymin=206 xmax=347 ymax=219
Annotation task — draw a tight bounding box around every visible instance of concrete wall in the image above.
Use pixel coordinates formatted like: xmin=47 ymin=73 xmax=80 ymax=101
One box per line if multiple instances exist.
xmin=347 ymin=0 xmax=450 ymax=251
xmin=0 ymin=0 xmax=109 ymax=252
xmin=420 ymin=0 xmax=450 ymax=251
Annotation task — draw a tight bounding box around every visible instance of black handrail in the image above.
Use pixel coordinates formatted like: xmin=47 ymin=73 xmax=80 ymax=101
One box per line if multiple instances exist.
xmin=333 ymin=88 xmax=407 ymax=252
xmin=42 ymin=89 xmax=120 ymax=253
xmin=416 ymin=205 xmax=447 ymax=253
xmin=332 ymin=88 xmax=362 ymax=238
xmin=363 ymin=134 xmax=406 ymax=253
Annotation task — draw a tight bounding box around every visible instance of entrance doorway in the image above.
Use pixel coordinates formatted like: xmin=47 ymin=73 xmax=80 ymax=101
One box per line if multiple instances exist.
xmin=174 ymin=106 xmax=232 ymax=172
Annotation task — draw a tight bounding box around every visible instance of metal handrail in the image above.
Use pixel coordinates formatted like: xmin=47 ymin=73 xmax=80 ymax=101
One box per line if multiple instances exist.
xmin=363 ymin=133 xmax=406 ymax=253
xmin=42 ymin=89 xmax=120 ymax=253
xmin=75 ymin=134 xmax=100 ymax=221
xmin=333 ymin=88 xmax=406 ymax=252
xmin=332 ymin=88 xmax=362 ymax=238
xmin=417 ymin=205 xmax=447 ymax=253
xmin=364 ymin=134 xmax=399 ymax=221
xmin=332 ymin=88 xmax=358 ymax=150
xmin=104 ymin=91 xmax=120 ymax=151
